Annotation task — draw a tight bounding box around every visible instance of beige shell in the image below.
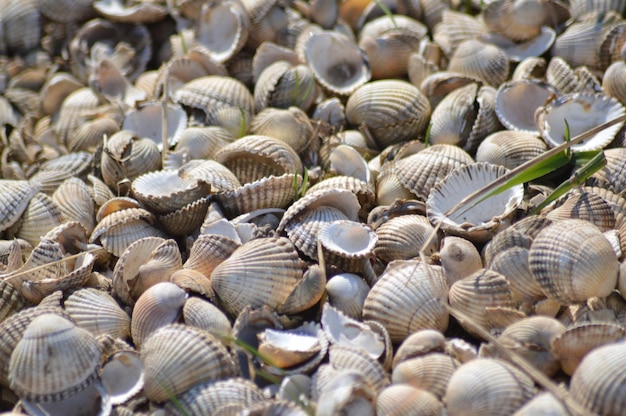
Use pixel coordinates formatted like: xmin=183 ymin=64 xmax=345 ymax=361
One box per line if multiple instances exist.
xmin=254 ymin=61 xmax=318 ymax=112
xmin=325 ymin=274 xmax=371 ymax=319
xmin=306 ymin=176 xmax=375 ymax=221
xmin=250 ymin=107 xmax=314 ymax=155
xmin=494 ymin=79 xmax=558 ymax=135
xmin=65 ymin=288 xmax=130 ymax=340
xmin=448 ymin=39 xmax=510 ymax=87
xmin=544 ymin=188 xmax=616 ymax=232
xmin=569 ymin=341 xmax=626 ymax=415
xmin=392 ymin=352 xmax=460 ymax=399
xmin=376 ymin=384 xmax=444 ymax=416
xmin=211 ymin=237 xmax=304 ymax=317
xmin=131 ymin=282 xmax=187 ymax=349
xmin=183 ymin=296 xmax=232 ymax=338
xmin=251 ymin=41 xmax=300 ymax=83
xmin=443 ymin=358 xmax=536 ymax=416
xmin=165 ymin=126 xmax=234 ymax=169
xmin=214 ymin=135 xmax=303 ymax=185
xmin=392 ymin=329 xmax=446 ymax=367
xmin=373 ymin=215 xmax=438 ymax=263
xmin=345 ymin=79 xmax=431 ymax=150
xmin=318 ymin=220 xmax=377 ymax=274
xmin=8 ymin=313 xmax=100 ymax=402
xmin=194 ymin=0 xmax=249 ymax=63
xmin=439 ymin=236 xmax=483 ymax=287
xmin=529 ymin=219 xmax=618 ymax=305
xmin=432 ymin=10 xmax=487 ymax=57
xmin=475 ymin=130 xmax=547 ymax=170
xmin=327 ymin=344 xmax=390 ymax=391
xmin=483 ymin=0 xmax=549 ymax=42
xmin=122 ymin=102 xmax=188 ymax=150
xmin=12 ymin=193 xmax=63 ymax=248
xmin=363 ymin=261 xmax=448 ymax=343
xmin=178 ymin=159 xmax=241 ymax=193
xmin=0 ymin=180 xmax=39 ymax=233
xmin=183 ymin=233 xmax=240 ymax=279
xmin=587 ymin=147 xmax=626 ymax=194
xmin=141 ymin=323 xmax=238 ymax=403
xmin=158 ymin=198 xmax=210 ymax=236
xmin=603 ymin=60 xmax=626 ymax=106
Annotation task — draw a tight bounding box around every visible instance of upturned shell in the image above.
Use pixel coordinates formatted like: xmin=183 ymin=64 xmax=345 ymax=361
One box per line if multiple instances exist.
xmin=140 ymin=323 xmax=238 ymax=403
xmin=529 ymin=219 xmax=618 ymax=305
xmin=346 ymin=79 xmax=431 ymax=150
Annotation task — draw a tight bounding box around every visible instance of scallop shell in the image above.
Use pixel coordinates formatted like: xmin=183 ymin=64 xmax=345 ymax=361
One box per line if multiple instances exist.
xmin=544 ymin=188 xmax=616 ymax=232
xmin=318 ymin=220 xmax=377 ymax=274
xmin=475 ymin=130 xmax=547 ymax=170
xmin=211 ymin=237 xmax=304 ymax=317
xmin=178 ymin=159 xmax=242 ymax=193
xmin=345 ymin=79 xmax=431 ymax=150
xmin=587 ymin=147 xmax=626 ymax=194
xmin=328 ymin=344 xmax=390 ymax=391
xmin=377 ymin=384 xmax=444 ymax=416
xmin=448 ymin=39 xmax=510 ymax=87
xmin=250 ymin=107 xmax=314 ymax=154
xmin=483 ymin=0 xmax=549 ymax=42
xmin=304 ymin=31 xmax=370 ymax=96
xmin=306 ymin=176 xmax=375 ymax=221
xmin=8 ymin=313 xmax=100 ymax=402
xmin=529 ymin=219 xmax=618 ymax=305
xmin=131 ymin=170 xmax=211 ymax=215
xmin=52 ymin=178 xmax=96 ymax=235
xmin=427 ymin=162 xmax=524 ymax=243
xmin=65 ymin=288 xmax=130 ymax=340
xmin=363 ymin=261 xmax=449 ymax=344
xmin=183 ymin=233 xmax=240 ymax=279
xmin=122 ymin=102 xmax=187 ymax=150
xmin=439 ymin=236 xmax=483 ymax=287
xmin=141 ymin=323 xmax=238 ymax=403
xmin=536 ymin=93 xmax=626 ymax=151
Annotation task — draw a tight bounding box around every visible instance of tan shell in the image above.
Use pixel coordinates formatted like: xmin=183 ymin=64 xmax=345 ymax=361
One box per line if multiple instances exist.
xmin=392 ymin=352 xmax=460 ymax=399
xmin=512 ymin=392 xmax=570 ymax=416
xmin=483 ymin=0 xmax=549 ymax=42
xmin=327 ymin=344 xmax=390 ymax=391
xmin=529 ymin=219 xmax=618 ymax=305
xmin=345 ymin=79 xmax=431 ymax=150
xmin=52 ymin=178 xmax=96 ymax=235
xmin=376 ymin=384 xmax=444 ymax=416
xmin=475 ymin=130 xmax=547 ymax=170
xmin=325 ymin=274 xmax=371 ymax=319
xmin=439 ymin=236 xmax=483 ymax=287
xmin=140 ymin=323 xmax=238 ymax=403
xmin=65 ymin=288 xmax=130 ymax=340
xmin=448 ymin=39 xmax=510 ymax=87
xmin=373 ymin=215 xmax=438 ymax=263
xmin=211 ymin=237 xmax=304 ymax=317
xmin=183 ymin=233 xmax=240 ymax=279
xmin=250 ymin=107 xmax=314 ymax=154
xmin=443 ymin=358 xmax=536 ymax=416
xmin=178 ymin=159 xmax=242 ymax=193
xmin=8 ymin=313 xmax=100 ymax=402
xmin=603 ymin=60 xmax=626 ymax=106
xmin=587 ymin=147 xmax=626 ymax=194
xmin=194 ymin=0 xmax=249 ymax=63
xmin=165 ymin=126 xmax=234 ymax=169
xmin=432 ymin=10 xmax=487 ymax=57
xmin=0 ymin=180 xmax=39 ymax=233
xmin=258 ymin=322 xmax=328 ymax=373
xmin=363 ymin=261 xmax=449 ymax=344
xmin=318 ymin=220 xmax=377 ymax=274
xmin=254 ymin=61 xmax=318 ymax=112
xmin=544 ymin=188 xmax=617 ymax=232
xmin=183 ymin=296 xmax=232 ymax=338
xmin=306 ymin=175 xmax=375 ymax=221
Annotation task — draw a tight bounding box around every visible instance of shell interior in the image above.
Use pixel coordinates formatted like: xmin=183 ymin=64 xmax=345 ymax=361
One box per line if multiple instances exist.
xmin=122 ymin=102 xmax=188 ymax=150
xmin=480 ymin=26 xmax=556 ymax=62
xmin=100 ymin=350 xmax=144 ymax=405
xmin=319 ymin=220 xmax=377 ymax=257
xmin=495 ymin=79 xmax=558 ymax=134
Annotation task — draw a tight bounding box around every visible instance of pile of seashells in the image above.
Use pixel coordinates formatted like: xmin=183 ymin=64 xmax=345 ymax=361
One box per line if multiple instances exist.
xmin=2 ymin=0 xmax=626 ymax=414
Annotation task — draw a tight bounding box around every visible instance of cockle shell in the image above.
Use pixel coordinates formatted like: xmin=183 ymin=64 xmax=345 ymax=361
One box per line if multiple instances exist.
xmin=183 ymin=297 xmax=232 ymax=339
xmin=377 ymin=384 xmax=444 ymax=416
xmin=194 ymin=0 xmax=249 ymax=63
xmin=373 ymin=214 xmax=438 ymax=263
xmin=0 ymin=180 xmax=39 ymax=233
xmin=131 ymin=169 xmax=211 ymax=214
xmin=494 ymin=79 xmax=558 ymax=135
xmin=392 ymin=352 xmax=460 ymax=399
xmin=475 ymin=130 xmax=547 ymax=170
xmin=65 ymin=288 xmax=130 ymax=340
xmin=325 ymin=274 xmax=370 ymax=318
xmin=254 ymin=60 xmax=318 ymax=112
xmin=318 ymin=220 xmax=377 ymax=274
xmin=439 ymin=236 xmax=483 ymax=287
xmin=448 ymin=39 xmax=510 ymax=87
xmin=483 ymin=0 xmax=549 ymax=42
xmin=141 ymin=323 xmax=238 ymax=403
xmin=544 ymin=188 xmax=616 ymax=232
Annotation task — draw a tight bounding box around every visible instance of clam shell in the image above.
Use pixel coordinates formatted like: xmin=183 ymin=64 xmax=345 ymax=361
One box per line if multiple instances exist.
xmin=254 ymin=61 xmax=318 ymax=112
xmin=158 ymin=197 xmax=210 ymax=236
xmin=99 ymin=349 xmax=143 ymax=406
xmin=529 ymin=219 xmax=618 ymax=305
xmin=194 ymin=0 xmax=249 ymax=63
xmin=122 ymin=102 xmax=188 ymax=150
xmin=325 ymin=273 xmax=370 ymax=319
xmin=432 ymin=10 xmax=487 ymax=57
xmin=392 ymin=352 xmax=459 ymax=399
xmin=52 ymin=178 xmax=96 ymax=235
xmin=211 ymin=237 xmax=304 ymax=317
xmin=328 ymin=344 xmax=390 ymax=391
xmin=68 ymin=117 xmax=120 ymax=152
xmin=178 ymin=159 xmax=241 ymax=193
xmin=480 ymin=26 xmax=556 ymax=63
xmin=0 ymin=0 xmax=41 ymax=54
xmin=603 ymin=61 xmax=626 ymax=106
xmin=427 ymin=162 xmax=524 ymax=242
xmin=65 ymin=288 xmax=130 ymax=340
xmin=183 ymin=233 xmax=240 ymax=279
xmin=587 ymin=147 xmax=626 ymax=194
xmin=373 ymin=215 xmax=438 ymax=263
xmin=183 ymin=296 xmax=232 ymax=338
xmin=439 ymin=236 xmax=483 ymax=287
xmin=544 ymin=189 xmax=616 ymax=232
xmin=250 ymin=107 xmax=314 ymax=154
xmin=363 ymin=261 xmax=449 ymax=343
xmin=93 ymin=0 xmax=167 ymax=23
xmin=251 ymin=41 xmax=300 ymax=83
xmin=8 ymin=313 xmax=100 ymax=402
xmin=306 ymin=176 xmax=375 ymax=221
xmin=448 ymin=39 xmax=510 ymax=87
xmin=0 ymin=180 xmax=39 ymax=233
xmin=483 ymin=0 xmax=549 ymax=42
xmin=536 ymin=93 xmax=626 ymax=152
xmin=377 ymin=385 xmax=444 ymax=415
xmin=141 ymin=323 xmax=238 ymax=403
xmin=166 ymin=126 xmax=234 ymax=169
xmin=318 ymin=220 xmax=377 ymax=274
xmin=304 ymin=31 xmax=371 ymax=96
xmin=345 ymin=79 xmax=431 ymax=150
xmin=475 ymin=130 xmax=547 ymax=170
xmin=258 ymin=322 xmax=328 ymax=373
xmin=131 ymin=169 xmax=211 ymax=214
xmin=494 ymin=79 xmax=558 ymax=135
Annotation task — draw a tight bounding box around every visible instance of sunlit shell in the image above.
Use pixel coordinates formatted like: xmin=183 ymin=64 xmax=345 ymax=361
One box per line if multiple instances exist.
xmin=327 ymin=345 xmax=390 ymax=391
xmin=183 ymin=297 xmax=232 ymax=338
xmin=475 ymin=130 xmax=547 ymax=170
xmin=98 ymin=345 xmax=143 ymax=406
xmin=183 ymin=233 xmax=240 ymax=279
xmin=392 ymin=352 xmax=459 ymax=399
xmin=304 ymin=31 xmax=370 ymax=96
xmin=258 ymin=322 xmax=327 ymax=373
xmin=141 ymin=323 xmax=237 ymax=403
xmin=318 ymin=220 xmax=377 ymax=274
xmin=314 ymin=367 xmax=377 ymax=414
xmin=377 ymin=384 xmax=444 ymax=416
xmin=94 ymin=0 xmax=167 ymax=23
xmin=494 ymin=79 xmax=558 ymax=135
xmin=65 ymin=288 xmax=130 ymax=340
xmin=544 ymin=188 xmax=616 ymax=232
xmin=536 ymin=93 xmax=626 ymax=151
xmin=250 ymin=107 xmax=313 ymax=154
xmin=131 ymin=170 xmax=211 ymax=215
xmin=325 ymin=273 xmax=370 ymax=319
xmin=373 ymin=215 xmax=437 ymax=263
xmin=427 ymin=162 xmax=524 ymax=242
xmin=432 ymin=10 xmax=487 ymax=57
xmin=483 ymin=0 xmax=549 ymax=42
xmin=345 ymin=79 xmax=431 ymax=150
xmin=0 ymin=180 xmax=39 ymax=233
xmin=194 ymin=0 xmax=249 ymax=63
xmin=254 ymin=61 xmax=318 ymax=112
xmin=439 ymin=236 xmax=483 ymax=287
xmin=306 ymin=176 xmax=375 ymax=221
xmin=251 ymin=41 xmax=299 ymax=83
xmin=52 ymin=178 xmax=96 ymax=235
xmin=122 ymin=102 xmax=187 ymax=150
xmin=178 ymin=159 xmax=241 ymax=193
xmin=363 ymin=261 xmax=448 ymax=343
xmin=448 ymin=39 xmax=510 ymax=87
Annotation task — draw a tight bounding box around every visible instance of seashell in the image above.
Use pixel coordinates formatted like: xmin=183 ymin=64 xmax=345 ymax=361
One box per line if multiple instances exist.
xmin=68 ymin=116 xmax=120 ymax=153
xmin=494 ymin=79 xmax=558 ymax=135
xmin=141 ymin=323 xmax=238 ymax=403
xmin=0 ymin=280 xmax=27 ymax=323
xmin=327 ymin=345 xmax=390 ymax=392
xmin=428 ymin=82 xmax=501 ymax=154
xmin=40 ymin=72 xmax=84 ymax=117
xmin=587 ymin=147 xmax=626 ymax=194
xmin=448 ymin=269 xmax=516 ymax=338
xmin=584 ymin=186 xmax=626 ymax=228
xmin=314 ymin=367 xmax=377 ymax=415
xmin=569 ymin=0 xmax=626 ymax=20
xmin=86 ymin=175 xmax=115 ymax=210
xmin=254 ymin=61 xmax=318 ymax=112
xmin=306 ymin=175 xmax=375 ymax=221
xmin=512 ymin=391 xmax=570 ymax=416
xmin=318 ymin=220 xmax=377 ymax=274
xmin=569 ymin=341 xmax=626 ymax=415
xmin=178 ymin=159 xmax=242 ymax=193
xmin=536 ymin=93 xmax=626 ymax=152
xmin=277 ymin=264 xmax=327 ymax=315
xmin=65 ymin=288 xmax=130 ymax=340
xmin=439 ymin=236 xmax=483 ymax=287
xmin=183 ymin=296 xmax=232 ymax=338
xmin=193 ymin=0 xmax=249 ymax=63
xmin=130 ymin=282 xmax=187 ymax=349
xmin=443 ymin=358 xmax=536 ymax=416
xmin=511 ymin=56 xmax=546 ymax=81
xmin=313 ymin=97 xmax=347 ymax=129
xmin=250 ymin=107 xmax=314 ymax=155
xmin=363 ymin=261 xmax=448 ymax=343
xmin=475 ymin=130 xmax=547 ymax=170
xmin=551 ymin=322 xmax=626 ymax=375
xmin=377 ymin=384 xmax=444 ymax=416
xmin=165 ymin=126 xmax=233 ymax=169
xmin=327 ymin=145 xmax=372 ymax=184
xmin=0 ymin=180 xmax=39 ymax=233
xmin=447 ymin=39 xmax=510 ymax=87
xmin=211 ymin=237 xmax=304 ymax=317
xmin=8 ymin=313 xmax=101 ymax=402
xmin=479 ymin=26 xmax=556 ymax=63
xmin=214 ymin=135 xmax=303 ymax=184
xmin=52 ymin=178 xmax=96 ymax=235
xmin=603 ymin=61 xmax=626 ymax=106
xmin=483 ymin=0 xmax=549 ymax=42
xmin=304 ymin=31 xmax=370 ymax=96
xmin=158 ymin=197 xmax=210 ymax=236
xmin=325 ymin=273 xmax=370 ymax=319
xmin=241 ymin=0 xmax=289 ymax=48
xmin=163 ymin=378 xmax=264 ymax=416
xmin=251 ymin=41 xmax=300 ymax=83
xmin=529 ymin=219 xmax=618 ymax=305
xmin=392 ymin=329 xmax=446 ymax=367
xmin=183 ymin=233 xmax=240 ymax=279
xmin=0 ymin=0 xmax=41 ymax=55
xmin=544 ymin=188 xmax=616 ymax=232
xmin=93 ymin=0 xmax=167 ymax=23
xmin=39 ymin=0 xmax=96 ymax=22
xmin=174 ymin=75 xmax=255 ymax=138
xmin=346 ymin=79 xmax=431 ymax=150
xmin=427 ymin=162 xmax=524 ymax=243
xmin=213 ymin=173 xmax=300 ymax=219
xmin=122 ymin=102 xmax=187 ymax=150
xmin=98 ymin=345 xmax=143 ymax=406
xmin=246 ymin=399 xmax=311 ymax=415
xmin=432 ymin=10 xmax=486 ymax=57
xmin=95 ymin=197 xmax=142 ymax=224
xmin=392 ymin=352 xmax=460 ymax=399
xmin=373 ymin=215 xmax=438 ymax=263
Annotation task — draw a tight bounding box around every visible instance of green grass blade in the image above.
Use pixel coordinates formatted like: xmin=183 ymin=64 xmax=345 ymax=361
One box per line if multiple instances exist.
xmin=531 ymin=150 xmax=606 ymax=214
xmin=423 ymin=122 xmax=432 ymax=148
xmin=373 ymin=0 xmax=397 ymax=28
xmin=238 ymin=106 xmax=247 ymax=138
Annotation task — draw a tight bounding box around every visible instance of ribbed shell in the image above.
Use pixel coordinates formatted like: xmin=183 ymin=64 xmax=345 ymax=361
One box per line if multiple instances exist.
xmin=448 ymin=269 xmax=516 ymax=339
xmin=325 ymin=273 xmax=370 ymax=319
xmin=512 ymin=392 xmax=570 ymax=416
xmin=211 ymin=237 xmax=303 ymax=317
xmin=318 ymin=220 xmax=377 ymax=273
xmin=250 ymin=107 xmax=314 ymax=154
xmin=374 ymin=215 xmax=438 ymax=263
xmin=439 ymin=236 xmax=483 ymax=287
xmin=254 ymin=61 xmax=318 ymax=112
xmin=376 ymin=384 xmax=444 ymax=416
xmin=15 ymin=193 xmax=64 ymax=248
xmin=475 ymin=130 xmax=547 ymax=170
xmin=584 ymin=186 xmax=626 ymax=228
xmin=570 ymin=341 xmax=626 ymax=415
xmin=393 ymin=144 xmax=474 ymax=202
xmin=587 ymin=147 xmax=626 ymax=194
xmin=65 ymin=288 xmax=130 ymax=340
xmin=0 ymin=280 xmax=27 ymax=323
xmin=9 ymin=313 xmax=100 ymax=402
xmin=285 ymin=206 xmax=351 ymax=260
xmin=545 ymin=189 xmax=616 ymax=232
xmin=178 ymin=159 xmax=241 ymax=193
xmin=214 ymin=135 xmax=303 ymax=184
xmin=483 ymin=0 xmax=548 ymax=42
xmin=345 ymin=80 xmax=431 ymax=150
xmin=131 ymin=170 xmax=211 ymax=214
xmin=164 ymin=378 xmax=264 ymax=416
xmin=603 ymin=61 xmax=626 ymax=106
xmin=443 ymin=358 xmax=535 ymax=416
xmin=158 ymin=197 xmax=210 ymax=236
xmin=0 ymin=180 xmax=39 ymax=233
xmin=140 ymin=324 xmax=238 ymax=403
xmin=183 ymin=297 xmax=232 ymax=338
xmin=306 ymin=175 xmax=375 ymax=220
xmin=448 ymin=39 xmax=510 ymax=87
xmin=122 ymin=102 xmax=188 ymax=150
xmin=529 ymin=219 xmax=618 ymax=305
xmin=392 ymin=353 xmax=459 ymax=399
xmin=0 ymin=0 xmax=41 ymax=54
xmin=53 ymin=178 xmax=96 ymax=235
xmin=328 ymin=345 xmax=389 ymax=391
xmin=183 ymin=234 xmax=240 ymax=278
xmin=363 ymin=261 xmax=449 ymax=343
